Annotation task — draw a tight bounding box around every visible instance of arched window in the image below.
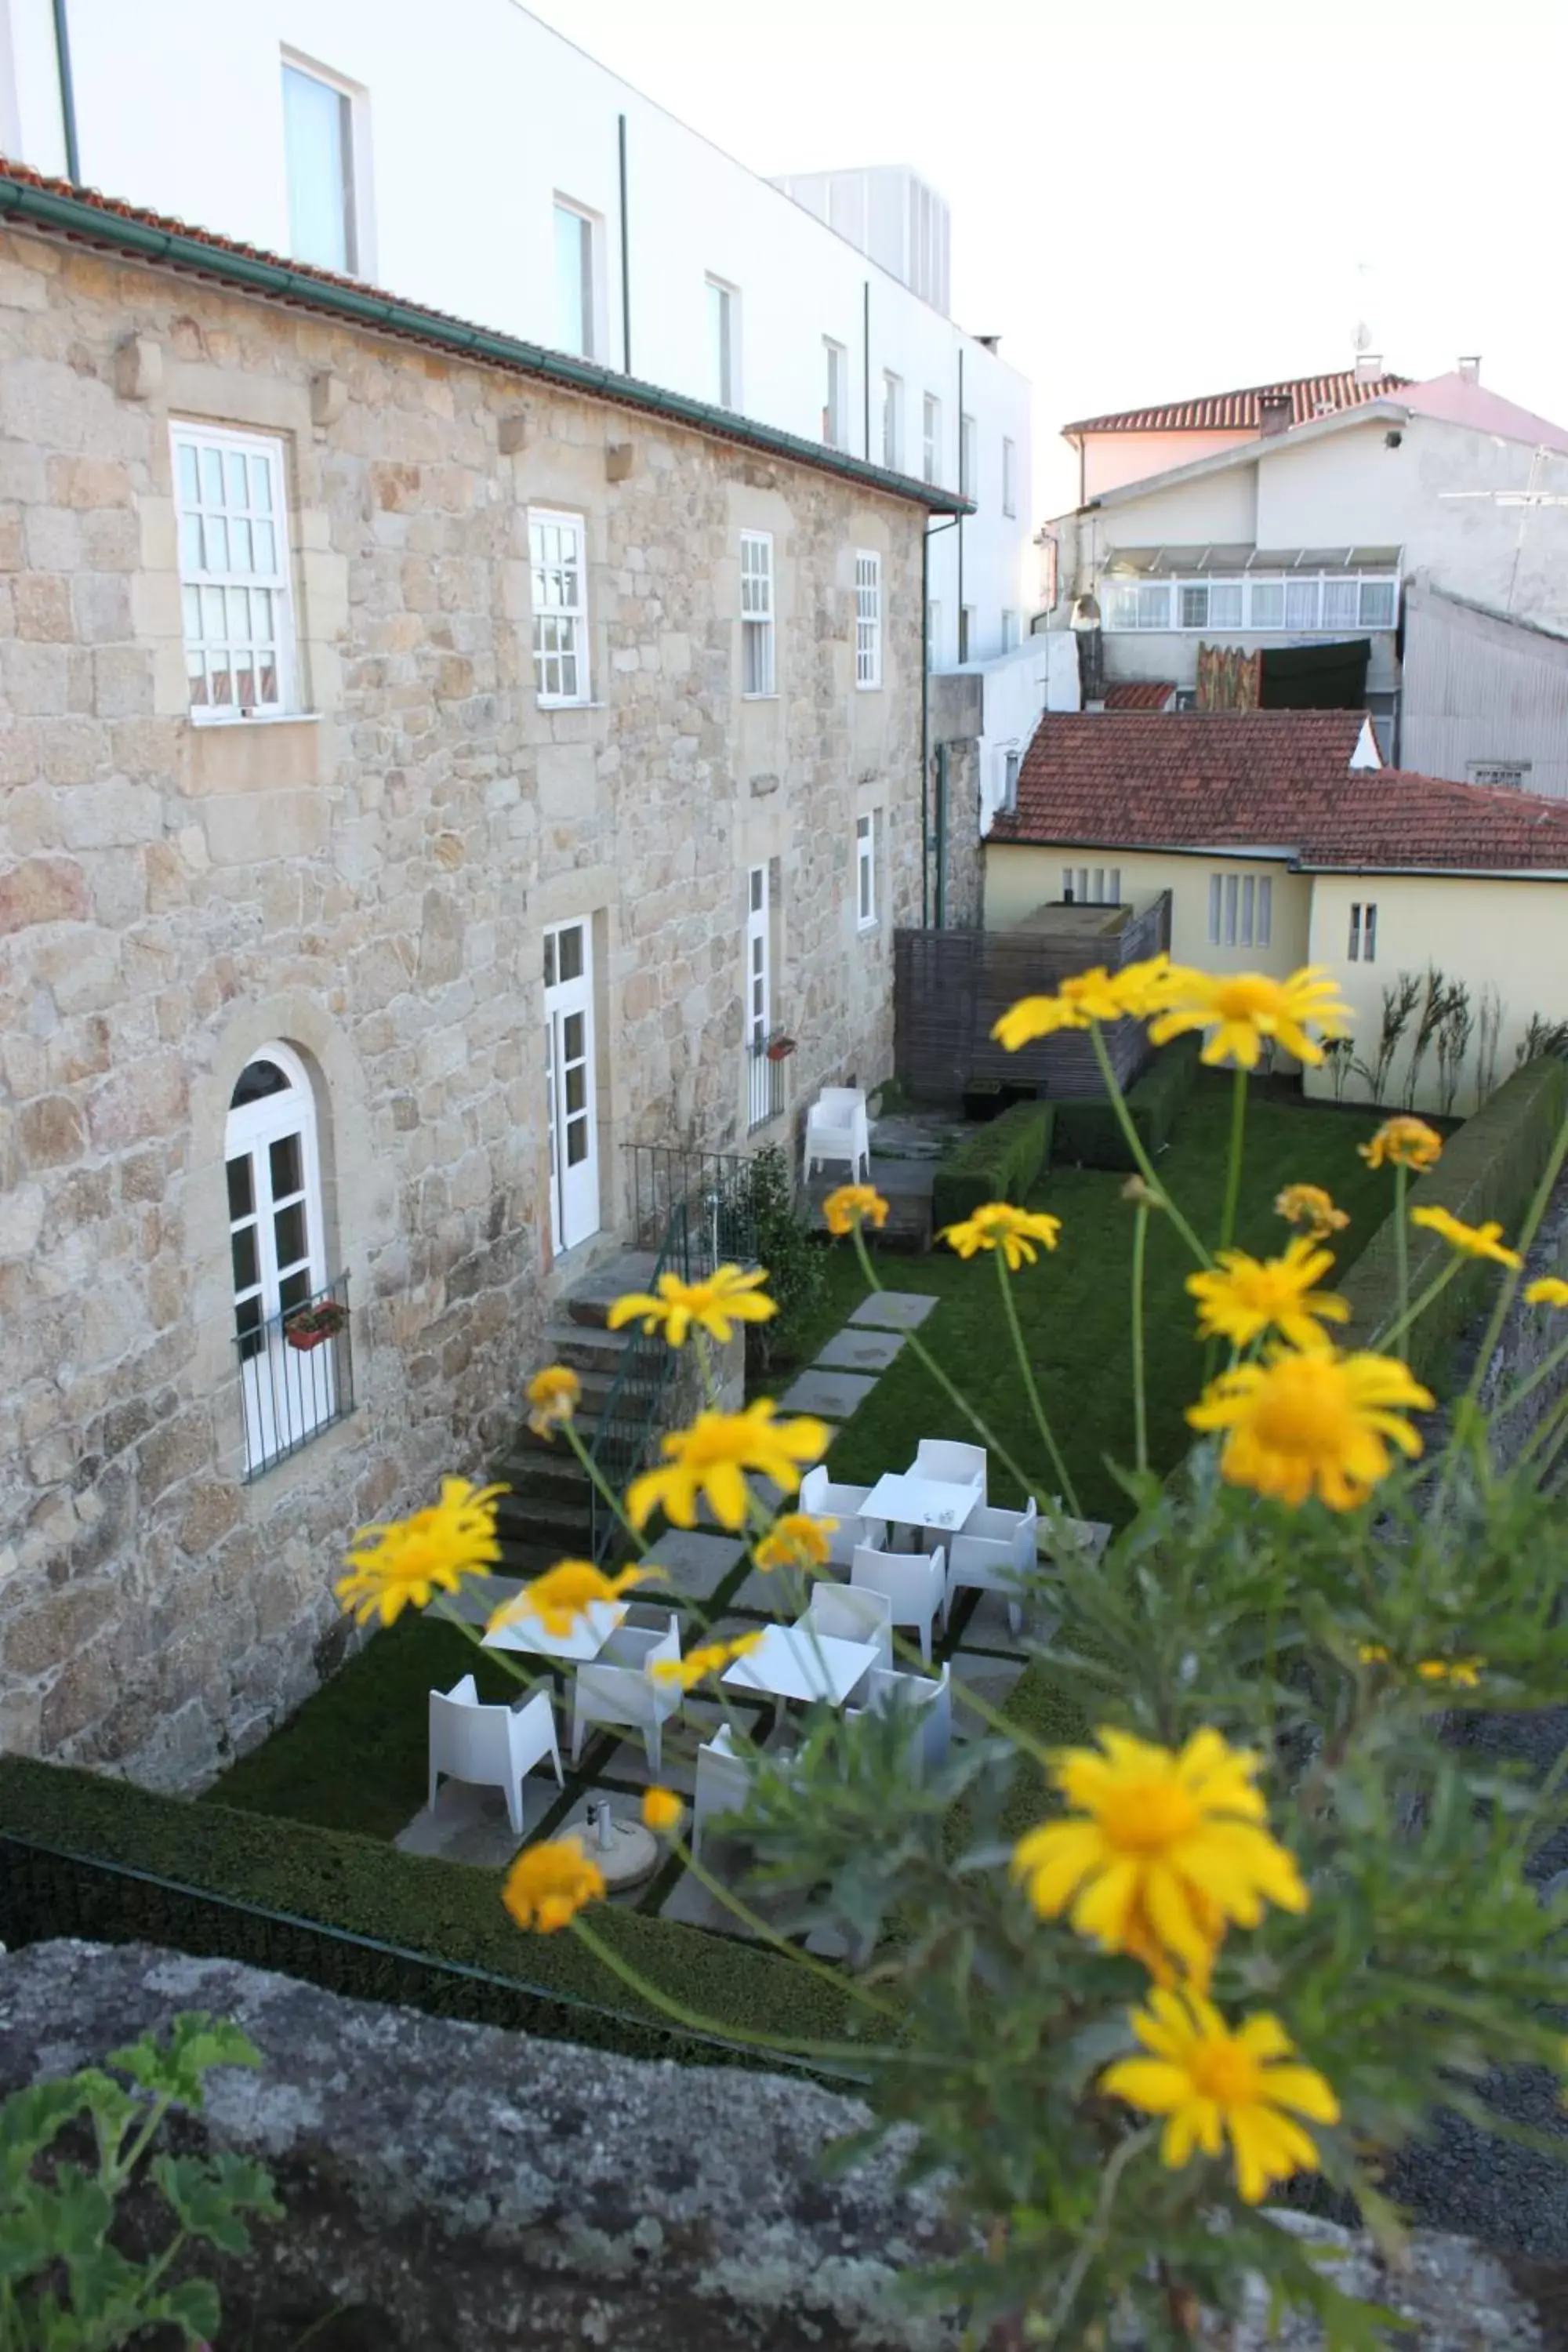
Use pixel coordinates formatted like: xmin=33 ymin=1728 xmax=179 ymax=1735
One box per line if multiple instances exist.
xmin=225 ymin=1045 xmax=349 ymax=1475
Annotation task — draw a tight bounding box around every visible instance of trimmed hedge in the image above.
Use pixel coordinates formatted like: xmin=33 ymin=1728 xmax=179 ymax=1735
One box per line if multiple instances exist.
xmin=1053 ymin=1034 xmax=1201 ymax=1171
xmin=0 ymin=1757 xmax=861 ymax=2079
xmin=931 ymin=1100 xmax=1054 ymax=1230
xmin=1339 ymin=1056 xmax=1568 ymax=1385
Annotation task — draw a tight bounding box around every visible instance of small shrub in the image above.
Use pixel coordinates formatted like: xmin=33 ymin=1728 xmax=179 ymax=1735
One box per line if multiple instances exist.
xmin=931 ymin=1101 xmax=1054 ymax=1229
xmin=743 ymin=1142 xmax=826 ymax=1372
xmin=1053 ymin=1033 xmax=1200 ymax=1168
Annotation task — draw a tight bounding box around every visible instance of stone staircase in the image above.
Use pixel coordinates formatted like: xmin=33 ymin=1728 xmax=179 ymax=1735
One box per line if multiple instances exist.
xmin=489 ymin=1250 xmax=660 ymax=1577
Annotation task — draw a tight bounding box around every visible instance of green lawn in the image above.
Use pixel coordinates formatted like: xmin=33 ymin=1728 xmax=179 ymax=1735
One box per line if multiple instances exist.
xmin=780 ymin=1075 xmax=1396 ymax=1528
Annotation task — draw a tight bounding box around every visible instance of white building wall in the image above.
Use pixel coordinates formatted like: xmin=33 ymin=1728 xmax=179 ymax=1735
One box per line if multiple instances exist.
xmin=1401 ymin=587 xmax=1568 ymax=800
xmin=0 ymin=0 xmax=1033 ymax=659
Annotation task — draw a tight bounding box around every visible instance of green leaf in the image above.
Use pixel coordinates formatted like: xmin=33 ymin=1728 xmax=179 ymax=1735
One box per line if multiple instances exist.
xmin=152 ymin=2149 xmax=282 ymax=2252
xmin=144 ymin=2273 xmax=223 ymax=2343
xmin=108 ymin=2012 xmax=261 ymax=2109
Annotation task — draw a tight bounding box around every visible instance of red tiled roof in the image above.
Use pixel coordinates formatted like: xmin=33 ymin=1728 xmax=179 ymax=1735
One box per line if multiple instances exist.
xmin=991 ymin=713 xmax=1568 ymax=874
xmin=1104 ymin=681 xmax=1177 ymax=710
xmin=1062 ymin=370 xmax=1410 ymax=437
xmin=0 ymin=161 xmax=967 ymax=514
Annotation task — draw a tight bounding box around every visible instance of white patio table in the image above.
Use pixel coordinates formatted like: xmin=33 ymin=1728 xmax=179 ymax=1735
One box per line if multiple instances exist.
xmin=482 ymin=1599 xmax=627 ymax=1664
xmin=860 ymin=1470 xmax=983 ymax=1549
xmin=720 ymin=1624 xmax=880 ymax=1708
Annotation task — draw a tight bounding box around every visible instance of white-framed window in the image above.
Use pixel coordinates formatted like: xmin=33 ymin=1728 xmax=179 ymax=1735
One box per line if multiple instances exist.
xmin=1002 ymin=750 xmax=1020 ymax=814
xmin=855 ymin=551 xmax=882 ymax=689
xmin=227 ymin=1045 xmax=344 ymax=1478
xmin=746 ymin=863 xmax=770 ymax=1051
xmin=554 ymin=198 xmax=600 ymax=359
xmin=1001 ymin=609 xmax=1020 ymax=652
xmin=960 ymin=412 xmax=977 ymax=499
xmin=1002 ymin=437 xmax=1018 ymax=517
xmin=1255 ymin=876 xmax=1272 ymax=946
xmin=529 ymin=508 xmax=589 ymax=704
xmin=856 ymin=812 xmax=877 ymax=930
xmin=1348 ymin=901 xmax=1378 ymax=963
xmin=1206 ymin=870 xmax=1272 ymax=947
xmin=926 ymin=601 xmax=940 ymax=668
xmin=1102 ymin=571 xmax=1400 ymax=634
xmin=172 ymin=423 xmax=295 ymax=720
xmin=822 ymin=339 xmax=848 ymax=449
xmin=959 ymin=605 xmax=975 ymax=662
xmin=706 ymin=276 xmax=739 ymax=408
xmin=281 ymin=56 xmax=361 ymax=274
xmin=1062 ymin=866 xmax=1119 ymax=906
xmin=923 ymin=394 xmax=941 ymax=485
xmin=740 ymin=529 xmax=775 ymax=697
xmin=881 ymin=372 xmax=902 ymax=470
xmin=1468 ymin=760 xmax=1530 ymax=789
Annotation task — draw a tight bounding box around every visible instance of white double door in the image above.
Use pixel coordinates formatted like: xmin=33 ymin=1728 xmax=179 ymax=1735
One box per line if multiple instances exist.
xmin=544 ymin=919 xmax=600 ymax=1254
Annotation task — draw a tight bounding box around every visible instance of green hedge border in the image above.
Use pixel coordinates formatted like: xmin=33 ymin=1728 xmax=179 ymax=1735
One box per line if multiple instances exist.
xmin=1052 ymin=1034 xmax=1200 ymax=1171
xmin=0 ymin=1757 xmax=861 ymax=2079
xmin=931 ymin=1101 xmax=1055 ymax=1231
xmin=1338 ymin=1057 xmax=1568 ymax=1383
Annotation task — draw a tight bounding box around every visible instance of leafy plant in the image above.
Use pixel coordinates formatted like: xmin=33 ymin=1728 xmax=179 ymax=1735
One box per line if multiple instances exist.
xmin=1365 ymin=973 xmax=1421 ymax=1105
xmin=741 ymin=1143 xmax=826 ymax=1372
xmin=1401 ymin=964 xmax=1455 ymax=1110
xmin=1515 ymin=1012 xmax=1568 ymax=1067
xmin=1435 ymin=978 xmax=1474 ymax=1118
xmin=0 ymin=2012 xmax=280 ymax=2350
xmin=1474 ymin=984 xmax=1506 ymax=1107
xmin=1322 ymin=1035 xmax=1356 ymax=1104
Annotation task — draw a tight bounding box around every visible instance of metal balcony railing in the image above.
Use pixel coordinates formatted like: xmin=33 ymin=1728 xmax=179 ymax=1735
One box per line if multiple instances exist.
xmin=234 ymin=1271 xmax=354 ymax=1481
xmin=747 ymin=1029 xmax=789 ymax=1134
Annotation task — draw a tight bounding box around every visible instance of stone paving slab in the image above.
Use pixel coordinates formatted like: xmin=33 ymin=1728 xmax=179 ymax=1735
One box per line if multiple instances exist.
xmin=394 ymin=1775 xmax=557 ymax=1867
xmin=848 ymin=1291 xmax=939 ymax=1332
xmin=641 ymin=1527 xmax=746 ymax=1601
xmin=814 ymin=1325 xmax=906 ymax=1373
xmin=778 ymin=1367 xmax=878 ymax=1419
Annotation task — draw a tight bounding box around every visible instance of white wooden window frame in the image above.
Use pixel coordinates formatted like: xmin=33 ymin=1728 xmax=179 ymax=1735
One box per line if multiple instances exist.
xmin=1001 ymin=750 xmax=1020 ymax=815
xmin=855 ymin=551 xmax=882 ymax=689
xmin=960 ymin=412 xmax=977 ymax=499
xmin=1002 ymin=436 xmax=1018 ymax=517
xmin=746 ymin=864 xmax=771 ymax=1047
xmin=553 ymin=196 xmax=603 ymax=361
xmin=172 ymin=422 xmax=298 ymax=724
xmin=1001 ymin=609 xmax=1020 ymax=652
xmin=281 ymin=50 xmax=369 ymax=278
xmin=706 ymin=274 xmax=739 ymax=408
xmin=881 ymin=372 xmax=902 ymax=470
xmin=855 ymin=812 xmax=877 ymax=931
xmin=529 ymin=507 xmax=590 ymax=706
xmin=226 ymin=1044 xmax=332 ymax=1476
xmin=1212 ymin=871 xmax=1273 ymax=946
xmin=1348 ymin=901 xmax=1380 ymax=964
xmin=1105 ymin=572 xmax=1401 ymax=634
xmin=740 ymin=530 xmax=775 ymax=697
xmin=922 ymin=394 xmax=940 ymax=486
xmin=822 ymin=339 xmax=848 ymax=450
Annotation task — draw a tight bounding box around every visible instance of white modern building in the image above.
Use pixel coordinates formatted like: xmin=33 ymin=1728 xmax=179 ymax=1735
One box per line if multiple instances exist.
xmin=0 ymin=0 xmax=1034 ymax=669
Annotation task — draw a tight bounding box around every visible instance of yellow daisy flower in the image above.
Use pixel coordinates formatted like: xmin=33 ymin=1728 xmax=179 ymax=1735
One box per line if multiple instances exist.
xmin=1359 ymin=1116 xmax=1443 ymax=1171
xmin=626 ymin=1400 xmax=830 ymax=1531
xmin=1526 ymin=1277 xmax=1568 ymax=1309
xmin=651 ymin=1631 xmax=763 ymax=1691
xmin=753 ymin=1512 xmax=837 ymax=1572
xmin=1274 ymin=1184 xmax=1348 ymax=1240
xmin=487 ymin=1559 xmax=659 ymax=1641
xmin=525 ymin=1363 xmax=580 ymax=1439
xmin=1359 ymin=1644 xmax=1482 ymax=1688
xmin=990 ymin=955 xmax=1178 ymax=1050
xmin=607 ymin=1264 xmax=777 ymax=1347
xmin=502 ymin=1837 xmax=605 ymax=1933
xmin=1409 ymin=1205 xmax=1522 ymax=1269
xmin=1101 ymin=1987 xmax=1339 ymax=2206
xmin=642 ymin=1787 xmax=684 ymax=1835
xmin=1149 ymin=965 xmax=1351 ymax=1070
xmin=822 ymin=1183 xmax=890 ymax=1236
xmin=940 ymin=1200 xmax=1063 ymax=1271
xmin=1186 ymin=1237 xmax=1350 ymax=1353
xmin=336 ymin=1478 xmax=506 ymax=1627
xmin=1011 ymin=1727 xmax=1306 ymax=1983
xmin=1188 ymin=1346 xmax=1433 ymax=1512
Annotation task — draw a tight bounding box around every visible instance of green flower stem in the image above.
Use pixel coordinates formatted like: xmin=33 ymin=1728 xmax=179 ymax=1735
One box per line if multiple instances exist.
xmin=1367 ymin=1254 xmax=1465 ymax=1355
xmin=430 ymin=1595 xmax=543 ymax=1693
xmin=1441 ymin=1107 xmax=1568 ymax=1475
xmin=995 ymin=1246 xmax=1083 ymax=1519
xmin=1088 ymin=1024 xmax=1210 ymax=1269
xmin=1218 ymin=1063 xmax=1248 ymax=1258
xmin=1038 ymin=2123 xmax=1153 ymax=2351
xmin=1393 ymin=1164 xmax=1410 ymax=1352
xmin=848 ymin=1221 xmax=1043 ymax=1504
xmin=1520 ymin=1385 xmax=1568 ymax=1471
xmin=668 ymin=1831 xmax=902 ymax=2017
xmin=562 ymin=1419 xmax=652 ymax=1558
xmin=1131 ymin=1200 xmax=1150 ymax=1475
xmin=1492 ymin=1332 xmax=1568 ymax=1428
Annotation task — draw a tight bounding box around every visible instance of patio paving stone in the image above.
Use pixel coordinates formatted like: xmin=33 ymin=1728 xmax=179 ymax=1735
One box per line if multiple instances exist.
xmin=847 ymin=1291 xmax=938 ymax=1332
xmin=778 ymin=1367 xmax=878 ymax=1418
xmin=641 ymin=1527 xmax=746 ymax=1602
xmin=813 ymin=1326 xmax=906 ymax=1373
xmin=394 ymin=1774 xmax=560 ymax=1868
xmin=948 ymin=1649 xmax=1029 ymax=1731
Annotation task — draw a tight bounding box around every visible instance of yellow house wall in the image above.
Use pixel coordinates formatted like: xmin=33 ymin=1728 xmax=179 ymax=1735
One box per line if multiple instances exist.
xmin=985 ymin=845 xmax=1309 ymax=973
xmin=1304 ymin=873 xmax=1568 ymax=1113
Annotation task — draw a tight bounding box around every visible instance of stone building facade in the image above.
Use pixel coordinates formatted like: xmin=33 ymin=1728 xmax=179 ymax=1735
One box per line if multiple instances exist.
xmin=0 ymin=172 xmax=949 ymax=1789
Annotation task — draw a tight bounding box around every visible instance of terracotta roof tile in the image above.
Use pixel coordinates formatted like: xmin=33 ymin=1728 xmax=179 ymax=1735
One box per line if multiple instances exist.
xmin=992 ymin=712 xmax=1568 ymax=874
xmin=1103 ymin=681 xmax=1177 ymax=710
xmin=1062 ymin=370 xmax=1410 ymax=437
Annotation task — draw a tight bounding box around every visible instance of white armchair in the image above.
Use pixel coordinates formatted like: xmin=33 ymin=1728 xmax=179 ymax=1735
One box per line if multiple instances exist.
xmin=805 ymin=1582 xmax=892 ymax=1672
xmin=911 ymin=1438 xmax=988 ymax=1508
xmin=427 ymin=1672 xmax=564 ymax=1838
xmin=804 ymin=1087 xmax=871 ymax=1184
xmin=851 ymin=1541 xmax=946 ymax=1666
xmin=799 ymin=1465 xmax=887 ymax=1570
xmin=946 ymin=1497 xmax=1038 ymax=1634
xmin=692 ymin=1723 xmax=756 ymax=1860
xmin=570 ymin=1612 xmax=684 ymax=1775
xmin=848 ymin=1662 xmax=952 ymax=1780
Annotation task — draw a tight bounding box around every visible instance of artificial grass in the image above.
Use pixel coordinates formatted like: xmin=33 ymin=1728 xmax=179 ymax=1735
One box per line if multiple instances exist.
xmin=798 ymin=1073 xmax=1396 ymax=1528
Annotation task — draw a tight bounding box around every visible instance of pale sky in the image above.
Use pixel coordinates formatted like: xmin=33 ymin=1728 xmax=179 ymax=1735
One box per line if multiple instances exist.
xmin=526 ymin=0 xmax=1568 ymax=517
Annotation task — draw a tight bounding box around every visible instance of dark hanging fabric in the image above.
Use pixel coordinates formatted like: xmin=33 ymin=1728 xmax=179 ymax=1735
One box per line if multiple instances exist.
xmin=1259 ymin=637 xmax=1371 ymax=710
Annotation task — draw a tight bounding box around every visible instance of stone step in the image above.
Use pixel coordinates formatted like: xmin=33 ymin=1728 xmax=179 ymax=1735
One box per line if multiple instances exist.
xmin=495 ymin=1490 xmax=593 ymax=1550
xmin=543 ymin=1320 xmax=637 ymax=1376
xmin=493 ymin=1450 xmax=591 ymax=1506
xmin=563 ymin=1251 xmax=661 ymax=1330
xmin=804 ymin=1171 xmax=931 ymax=1250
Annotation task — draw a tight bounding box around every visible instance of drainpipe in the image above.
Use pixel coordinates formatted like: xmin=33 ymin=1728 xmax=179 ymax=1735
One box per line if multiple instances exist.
xmin=921 ymin=511 xmax=960 ymax=928
xmin=52 ymin=0 xmax=80 ymax=184
xmin=616 ymin=113 xmax=631 ymax=372
xmin=934 ymin=742 xmax=950 ymax=928
xmin=862 ymin=279 xmax=871 ymax=460
xmin=956 ymin=346 xmax=965 ymax=655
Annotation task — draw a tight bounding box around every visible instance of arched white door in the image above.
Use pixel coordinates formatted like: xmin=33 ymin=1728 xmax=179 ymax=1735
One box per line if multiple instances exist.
xmin=226 ymin=1047 xmax=332 ymax=1475
xmin=543 ymin=920 xmax=600 ymax=1252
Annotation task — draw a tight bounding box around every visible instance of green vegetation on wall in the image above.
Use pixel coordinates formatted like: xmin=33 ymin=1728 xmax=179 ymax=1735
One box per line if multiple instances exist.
xmin=1052 ymin=1035 xmax=1200 ymax=1170
xmin=931 ymin=1101 xmax=1055 ymax=1230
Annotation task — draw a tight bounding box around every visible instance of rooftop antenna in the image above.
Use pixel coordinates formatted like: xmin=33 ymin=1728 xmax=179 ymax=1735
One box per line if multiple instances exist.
xmin=1441 ymin=446 xmax=1568 ymax=614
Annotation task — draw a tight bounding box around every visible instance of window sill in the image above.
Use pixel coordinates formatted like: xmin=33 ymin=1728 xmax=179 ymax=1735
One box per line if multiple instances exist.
xmin=741 ymin=692 xmax=780 ymax=704
xmin=857 ymin=920 xmax=881 ymax=938
xmin=189 ymin=709 xmax=322 ymax=729
xmin=536 ymin=697 xmax=601 ymax=713
xmin=855 ymin=682 xmax=883 ymax=695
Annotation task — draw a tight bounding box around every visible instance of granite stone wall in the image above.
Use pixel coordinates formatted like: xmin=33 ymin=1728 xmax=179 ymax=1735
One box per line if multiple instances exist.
xmin=0 ymin=223 xmax=925 ymax=1787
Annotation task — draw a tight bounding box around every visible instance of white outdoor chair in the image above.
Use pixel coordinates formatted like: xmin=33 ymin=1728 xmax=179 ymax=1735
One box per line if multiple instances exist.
xmin=804 ymin=1583 xmax=892 ymax=1674
xmin=804 ymin=1087 xmax=871 ymax=1184
xmin=848 ymin=1662 xmax=953 ymax=1780
xmin=799 ymin=1465 xmax=888 ymax=1571
xmin=946 ymin=1497 xmax=1038 ymax=1635
xmin=427 ymin=1672 xmax=563 ymax=1838
xmin=910 ymin=1439 xmax=989 ymax=1508
xmin=851 ymin=1542 xmax=946 ymax=1667
xmin=570 ymin=1612 xmax=683 ymax=1776
xmin=1038 ymin=1501 xmax=1112 ymax=1572
xmin=692 ymin=1723 xmax=757 ymax=1860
